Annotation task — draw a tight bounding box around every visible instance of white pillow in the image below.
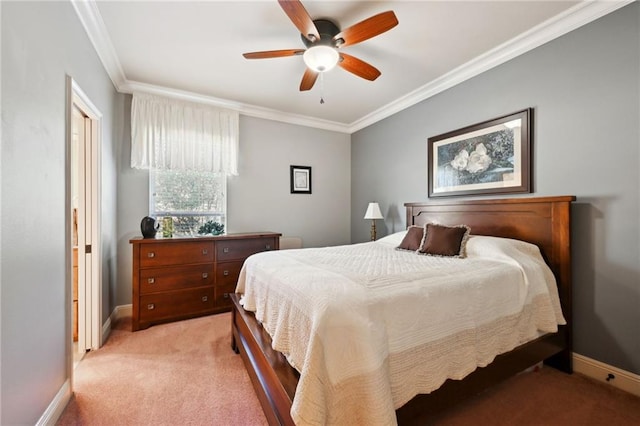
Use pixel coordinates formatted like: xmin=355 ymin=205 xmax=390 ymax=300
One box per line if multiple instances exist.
xmin=465 ymin=235 xmax=542 ymax=259
xmin=375 ymin=231 xmax=408 ymax=246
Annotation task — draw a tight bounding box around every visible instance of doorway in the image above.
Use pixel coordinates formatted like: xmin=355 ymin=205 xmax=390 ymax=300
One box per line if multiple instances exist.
xmin=67 ymin=77 xmax=102 ymax=370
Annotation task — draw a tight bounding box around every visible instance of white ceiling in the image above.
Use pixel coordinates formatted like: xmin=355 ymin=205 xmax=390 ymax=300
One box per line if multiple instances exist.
xmin=74 ymin=1 xmax=629 ymax=133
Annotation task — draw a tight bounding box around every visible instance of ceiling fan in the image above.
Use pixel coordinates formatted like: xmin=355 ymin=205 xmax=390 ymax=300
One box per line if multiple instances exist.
xmin=242 ymin=0 xmax=398 ymax=92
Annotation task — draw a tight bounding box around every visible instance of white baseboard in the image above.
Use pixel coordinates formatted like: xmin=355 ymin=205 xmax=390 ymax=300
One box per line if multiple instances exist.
xmin=101 ymin=315 xmax=112 ymax=346
xmin=114 ymin=303 xmax=132 ymax=321
xmin=102 ymin=304 xmax=132 ymax=345
xmin=36 ymin=379 xmax=71 ymax=426
xmin=573 ymin=352 xmax=640 ymax=397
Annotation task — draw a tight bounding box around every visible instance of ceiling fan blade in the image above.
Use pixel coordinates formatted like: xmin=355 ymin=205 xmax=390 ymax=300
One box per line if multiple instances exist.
xmin=278 ymin=0 xmax=320 ymax=42
xmin=339 ymin=53 xmax=381 ymax=81
xmin=333 ymin=11 xmax=398 ymax=48
xmin=243 ymin=49 xmax=305 ymax=59
xmin=299 ymin=68 xmax=319 ymax=91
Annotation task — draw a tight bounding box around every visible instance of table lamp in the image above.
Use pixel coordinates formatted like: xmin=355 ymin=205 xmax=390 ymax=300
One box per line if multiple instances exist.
xmin=364 ymin=202 xmax=384 ymax=241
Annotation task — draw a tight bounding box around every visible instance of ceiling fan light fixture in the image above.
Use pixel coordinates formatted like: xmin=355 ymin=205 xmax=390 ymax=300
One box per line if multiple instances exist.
xmin=303 ymin=45 xmax=339 ymax=72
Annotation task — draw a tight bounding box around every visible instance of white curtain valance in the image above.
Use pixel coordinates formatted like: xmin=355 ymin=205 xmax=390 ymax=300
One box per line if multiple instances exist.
xmin=130 ymin=92 xmax=239 ymax=175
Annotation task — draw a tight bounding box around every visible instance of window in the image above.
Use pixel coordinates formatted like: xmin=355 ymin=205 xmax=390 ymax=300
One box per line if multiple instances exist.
xmin=131 ymin=93 xmax=238 ymax=236
xmin=150 ymin=169 xmax=226 ymax=236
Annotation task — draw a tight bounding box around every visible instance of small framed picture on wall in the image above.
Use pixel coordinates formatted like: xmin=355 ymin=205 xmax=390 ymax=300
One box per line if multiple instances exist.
xmin=290 ymin=165 xmax=312 ymax=194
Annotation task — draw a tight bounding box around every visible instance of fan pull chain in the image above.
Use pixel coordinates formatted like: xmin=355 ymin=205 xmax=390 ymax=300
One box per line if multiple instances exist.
xmin=320 ymin=72 xmax=325 ymax=104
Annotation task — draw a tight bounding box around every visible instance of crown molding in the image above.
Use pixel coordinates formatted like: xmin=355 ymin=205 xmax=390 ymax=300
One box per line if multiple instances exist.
xmin=71 ymin=0 xmax=127 ymax=90
xmin=121 ymin=80 xmax=351 ymax=133
xmin=73 ymin=0 xmax=633 ymax=135
xmin=347 ymin=0 xmax=634 ymax=133
xmin=238 ymin=104 xmax=351 ymax=134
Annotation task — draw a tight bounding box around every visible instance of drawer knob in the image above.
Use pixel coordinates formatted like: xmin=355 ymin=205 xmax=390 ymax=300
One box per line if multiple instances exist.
xmin=147 ymin=303 xmax=155 ymax=310
xmin=202 ymin=249 xmax=208 ymax=255
xmin=223 ymin=247 xmax=230 ymax=253
xmin=202 ymin=296 xmax=208 ymax=302
xmin=223 ymin=270 xmax=229 ymax=276
xmin=202 ymin=272 xmax=208 ymax=279
xmin=147 ymin=252 xmax=155 ymax=258
xmin=223 ymin=293 xmax=230 ymax=299
xmin=147 ymin=278 xmax=155 ymax=284
xmin=265 ymin=244 xmax=271 ymax=250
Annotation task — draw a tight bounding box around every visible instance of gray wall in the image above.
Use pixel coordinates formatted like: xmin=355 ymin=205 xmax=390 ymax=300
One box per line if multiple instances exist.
xmin=2 ymin=1 xmax=636 ymax=422
xmin=352 ymin=3 xmax=640 ymax=375
xmin=1 ymin=1 xmax=122 ymax=424
xmin=230 ymin=116 xmax=351 ymax=246
xmin=116 ymin=113 xmax=350 ymax=306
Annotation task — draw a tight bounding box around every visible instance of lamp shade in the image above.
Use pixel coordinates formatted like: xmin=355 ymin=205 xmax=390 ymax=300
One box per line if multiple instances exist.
xmin=303 ymin=46 xmax=339 ymax=72
xmin=364 ymin=202 xmax=384 ymax=220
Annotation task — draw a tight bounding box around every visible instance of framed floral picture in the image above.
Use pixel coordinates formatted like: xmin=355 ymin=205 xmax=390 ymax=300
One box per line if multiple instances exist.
xmin=428 ymin=108 xmax=531 ymax=198
xmin=290 ymin=165 xmax=312 ymax=194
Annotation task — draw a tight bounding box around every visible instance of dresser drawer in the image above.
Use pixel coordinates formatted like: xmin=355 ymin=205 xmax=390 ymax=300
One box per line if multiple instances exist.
xmin=216 ymin=260 xmax=244 ymax=286
xmin=140 ymin=264 xmax=214 ymax=294
xmin=216 ymin=237 xmax=277 ymax=261
xmin=140 ymin=241 xmax=214 ymax=267
xmin=139 ymin=287 xmax=215 ymax=323
xmin=215 ymin=284 xmax=237 ymax=308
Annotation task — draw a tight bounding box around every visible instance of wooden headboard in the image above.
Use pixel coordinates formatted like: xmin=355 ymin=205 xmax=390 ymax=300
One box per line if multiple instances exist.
xmin=405 ymin=195 xmax=575 ymax=358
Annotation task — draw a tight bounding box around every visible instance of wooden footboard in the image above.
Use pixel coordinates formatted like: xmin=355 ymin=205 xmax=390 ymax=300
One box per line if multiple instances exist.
xmin=231 ymin=196 xmax=575 ymax=425
xmin=231 ymin=293 xmax=297 ymax=426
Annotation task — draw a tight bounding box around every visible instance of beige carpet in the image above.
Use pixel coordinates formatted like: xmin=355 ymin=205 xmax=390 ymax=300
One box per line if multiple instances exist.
xmin=424 ymin=366 xmax=640 ymax=425
xmin=58 ymin=312 xmax=640 ymax=425
xmin=57 ymin=313 xmax=268 ymax=425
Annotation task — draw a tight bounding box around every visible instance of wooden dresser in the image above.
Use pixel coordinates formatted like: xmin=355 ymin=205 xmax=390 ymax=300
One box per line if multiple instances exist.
xmin=130 ymin=232 xmax=280 ymax=331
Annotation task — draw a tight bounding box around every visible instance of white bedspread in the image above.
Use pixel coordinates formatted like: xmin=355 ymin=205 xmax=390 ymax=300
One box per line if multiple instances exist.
xmin=236 ymin=234 xmax=565 ymax=426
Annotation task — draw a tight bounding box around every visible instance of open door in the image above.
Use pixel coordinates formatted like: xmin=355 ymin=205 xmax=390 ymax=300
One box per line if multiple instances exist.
xmin=67 ymin=77 xmax=102 ymax=367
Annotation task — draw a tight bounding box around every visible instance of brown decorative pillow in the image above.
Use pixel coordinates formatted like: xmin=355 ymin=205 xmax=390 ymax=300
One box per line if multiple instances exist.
xmin=396 ymin=225 xmax=426 ymax=252
xmin=418 ymin=223 xmax=471 ymax=258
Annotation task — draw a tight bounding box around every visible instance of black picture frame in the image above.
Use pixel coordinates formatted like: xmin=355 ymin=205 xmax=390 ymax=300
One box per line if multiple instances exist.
xmin=428 ymin=108 xmax=532 ymax=198
xmin=290 ymin=165 xmax=312 ymax=194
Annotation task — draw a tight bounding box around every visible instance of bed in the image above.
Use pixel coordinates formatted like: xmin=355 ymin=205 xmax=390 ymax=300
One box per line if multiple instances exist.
xmin=230 ymin=196 xmax=574 ymax=425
